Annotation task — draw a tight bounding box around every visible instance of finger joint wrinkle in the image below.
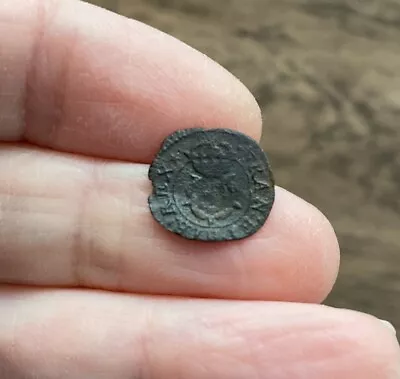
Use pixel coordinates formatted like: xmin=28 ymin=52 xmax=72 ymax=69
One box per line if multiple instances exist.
xmin=22 ymin=0 xmax=78 ymax=147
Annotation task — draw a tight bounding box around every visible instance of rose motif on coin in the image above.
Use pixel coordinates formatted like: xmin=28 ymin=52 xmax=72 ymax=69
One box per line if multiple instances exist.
xmin=148 ymin=128 xmax=275 ymax=241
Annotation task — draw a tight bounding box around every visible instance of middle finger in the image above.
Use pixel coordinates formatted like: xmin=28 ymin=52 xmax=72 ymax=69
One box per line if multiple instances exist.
xmin=0 ymin=145 xmax=339 ymax=303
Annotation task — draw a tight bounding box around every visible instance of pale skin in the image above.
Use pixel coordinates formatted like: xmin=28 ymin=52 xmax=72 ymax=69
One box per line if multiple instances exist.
xmin=0 ymin=0 xmax=399 ymax=378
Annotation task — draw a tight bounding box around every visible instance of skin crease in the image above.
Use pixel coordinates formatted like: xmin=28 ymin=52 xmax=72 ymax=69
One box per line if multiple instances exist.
xmin=0 ymin=0 xmax=398 ymax=378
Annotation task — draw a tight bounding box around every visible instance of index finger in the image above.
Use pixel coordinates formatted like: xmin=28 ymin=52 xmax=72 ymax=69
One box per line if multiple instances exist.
xmin=1 ymin=0 xmax=262 ymax=163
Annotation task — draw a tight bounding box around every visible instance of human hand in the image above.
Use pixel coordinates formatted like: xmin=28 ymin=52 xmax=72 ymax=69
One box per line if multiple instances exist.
xmin=0 ymin=1 xmax=399 ymax=378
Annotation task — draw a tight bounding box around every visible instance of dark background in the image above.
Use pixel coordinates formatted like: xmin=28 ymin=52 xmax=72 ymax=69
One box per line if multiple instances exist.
xmin=89 ymin=0 xmax=400 ymax=333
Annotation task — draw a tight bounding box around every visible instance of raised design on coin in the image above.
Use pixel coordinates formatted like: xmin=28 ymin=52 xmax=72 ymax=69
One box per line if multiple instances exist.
xmin=148 ymin=128 xmax=275 ymax=241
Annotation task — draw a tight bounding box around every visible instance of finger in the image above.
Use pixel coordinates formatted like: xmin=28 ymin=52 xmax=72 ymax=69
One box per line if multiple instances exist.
xmin=0 ymin=0 xmax=261 ymax=162
xmin=0 ymin=287 xmax=398 ymax=379
xmin=0 ymin=145 xmax=339 ymax=303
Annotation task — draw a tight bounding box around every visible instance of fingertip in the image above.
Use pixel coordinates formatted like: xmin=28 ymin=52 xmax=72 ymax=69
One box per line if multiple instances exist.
xmin=334 ymin=309 xmax=400 ymax=375
xmin=264 ymin=187 xmax=340 ymax=302
xmin=280 ymin=305 xmax=400 ymax=378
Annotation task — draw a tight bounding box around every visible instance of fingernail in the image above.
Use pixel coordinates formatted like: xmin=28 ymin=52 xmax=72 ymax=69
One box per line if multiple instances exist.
xmin=380 ymin=319 xmax=397 ymax=335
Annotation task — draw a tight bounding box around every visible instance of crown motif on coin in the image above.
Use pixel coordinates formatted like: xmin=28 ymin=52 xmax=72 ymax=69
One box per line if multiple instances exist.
xmin=186 ymin=141 xmax=233 ymax=177
xmin=187 ymin=142 xmax=231 ymax=162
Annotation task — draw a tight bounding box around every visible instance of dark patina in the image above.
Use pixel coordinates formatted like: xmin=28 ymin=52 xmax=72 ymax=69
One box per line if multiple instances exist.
xmin=148 ymin=128 xmax=275 ymax=241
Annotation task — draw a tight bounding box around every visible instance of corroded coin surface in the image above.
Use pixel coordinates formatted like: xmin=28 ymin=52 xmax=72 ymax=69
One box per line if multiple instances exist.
xmin=148 ymin=128 xmax=275 ymax=241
